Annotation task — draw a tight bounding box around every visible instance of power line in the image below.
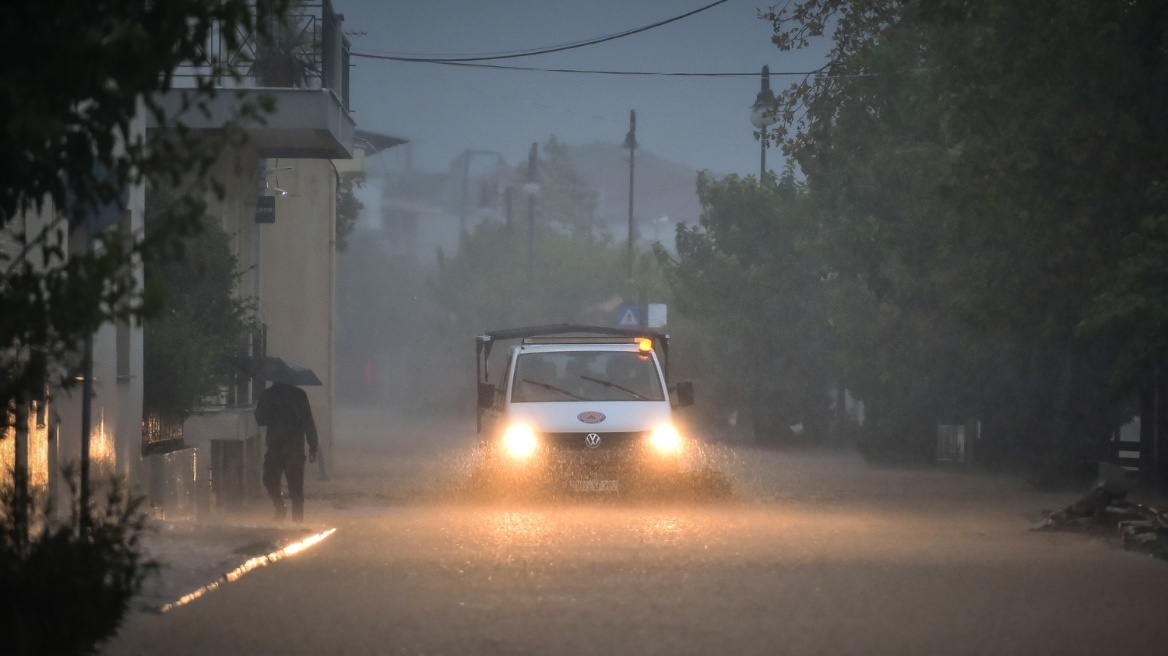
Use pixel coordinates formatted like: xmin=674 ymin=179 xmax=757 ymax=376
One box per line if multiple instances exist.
xmin=350 ymin=54 xmax=826 ymax=78
xmin=352 ymin=0 xmax=731 ymax=63
xmin=349 ymin=54 xmax=888 ymax=80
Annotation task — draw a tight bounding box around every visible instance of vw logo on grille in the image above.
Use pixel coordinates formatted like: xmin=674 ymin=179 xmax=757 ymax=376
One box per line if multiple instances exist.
xmin=584 ymin=433 xmax=602 ymax=449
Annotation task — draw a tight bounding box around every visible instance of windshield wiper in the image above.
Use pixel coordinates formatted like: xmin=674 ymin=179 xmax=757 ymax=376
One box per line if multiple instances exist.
xmin=519 ymin=378 xmax=586 ymax=400
xmin=579 ymin=375 xmax=648 ymax=400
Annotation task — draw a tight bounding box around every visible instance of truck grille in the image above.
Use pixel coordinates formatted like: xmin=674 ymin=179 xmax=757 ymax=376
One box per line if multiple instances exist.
xmin=541 ymin=431 xmax=644 ymax=451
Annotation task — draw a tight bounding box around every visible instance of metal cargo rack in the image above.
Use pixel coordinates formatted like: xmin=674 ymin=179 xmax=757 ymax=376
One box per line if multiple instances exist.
xmin=476 ymin=323 xmax=671 ymax=385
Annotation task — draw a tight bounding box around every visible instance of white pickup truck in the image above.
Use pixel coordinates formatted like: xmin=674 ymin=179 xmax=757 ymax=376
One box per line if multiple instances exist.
xmin=475 ymin=324 xmax=695 ymax=493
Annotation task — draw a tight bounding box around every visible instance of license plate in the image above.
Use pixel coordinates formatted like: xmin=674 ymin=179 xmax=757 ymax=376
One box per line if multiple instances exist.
xmin=569 ymin=479 xmax=619 ymax=492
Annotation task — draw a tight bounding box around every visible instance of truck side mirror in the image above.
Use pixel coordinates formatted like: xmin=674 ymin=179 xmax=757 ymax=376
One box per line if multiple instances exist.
xmin=477 ymin=382 xmax=497 ymax=409
xmin=672 ymin=381 xmax=694 ymax=408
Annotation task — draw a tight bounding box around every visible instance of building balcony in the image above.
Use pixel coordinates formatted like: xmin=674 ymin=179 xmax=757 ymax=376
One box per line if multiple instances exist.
xmin=150 ymin=0 xmax=355 ymax=160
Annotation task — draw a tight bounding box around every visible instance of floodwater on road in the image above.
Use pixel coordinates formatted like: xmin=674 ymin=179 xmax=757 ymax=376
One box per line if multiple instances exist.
xmin=103 ymin=405 xmax=1168 ymax=656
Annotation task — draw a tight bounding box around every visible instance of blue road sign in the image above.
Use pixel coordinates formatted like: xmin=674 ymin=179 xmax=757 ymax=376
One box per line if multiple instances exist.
xmin=617 ymin=303 xmax=640 ymax=327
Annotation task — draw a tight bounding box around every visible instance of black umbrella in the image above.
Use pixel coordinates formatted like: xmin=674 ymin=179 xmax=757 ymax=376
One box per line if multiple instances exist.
xmin=247 ymin=356 xmax=323 ymax=386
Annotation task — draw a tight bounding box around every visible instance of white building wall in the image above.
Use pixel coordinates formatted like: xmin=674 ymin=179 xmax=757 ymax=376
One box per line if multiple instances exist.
xmin=4 ymin=101 xmax=348 ymax=514
xmin=178 ymin=147 xmax=265 ymax=512
xmin=175 ymin=150 xmax=342 ymax=505
xmin=259 ymin=158 xmax=337 ymax=477
xmin=53 ymin=112 xmax=148 ymax=498
xmin=0 ymin=201 xmax=58 ymax=493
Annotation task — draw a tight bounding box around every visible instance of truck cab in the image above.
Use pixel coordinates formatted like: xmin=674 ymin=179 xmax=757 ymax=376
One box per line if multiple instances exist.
xmin=475 ymin=324 xmax=694 ymax=492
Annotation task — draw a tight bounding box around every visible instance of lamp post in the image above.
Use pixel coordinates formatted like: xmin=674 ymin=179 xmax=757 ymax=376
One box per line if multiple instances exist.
xmin=750 ymin=65 xmax=776 ymax=179
xmin=623 ymin=110 xmax=637 ymax=281
xmin=523 ymin=142 xmax=540 ymax=285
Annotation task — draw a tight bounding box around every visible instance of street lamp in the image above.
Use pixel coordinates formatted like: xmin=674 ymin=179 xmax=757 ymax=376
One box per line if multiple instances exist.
xmin=623 ymin=109 xmax=637 ymax=281
xmin=523 ymin=142 xmax=540 ymax=285
xmin=750 ymin=65 xmax=776 ymax=179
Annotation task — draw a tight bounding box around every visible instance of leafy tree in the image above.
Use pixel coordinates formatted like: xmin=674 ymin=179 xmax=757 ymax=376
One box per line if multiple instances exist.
xmin=142 ymin=187 xmax=253 ymax=427
xmin=1084 ymin=209 xmax=1168 ymax=389
xmin=435 ymin=137 xmax=639 ymax=333
xmin=659 ymin=168 xmax=832 ymax=443
xmin=427 ymin=140 xmax=669 ymax=407
xmin=0 ymin=1 xmax=292 ymax=648
xmin=430 ymin=219 xmax=670 ymax=408
xmin=0 ymin=0 xmax=290 ymax=425
xmin=339 ymin=134 xmax=667 ymax=409
xmin=534 ymin=136 xmax=601 ymax=236
xmin=762 ymin=0 xmax=1168 ymax=483
xmin=434 ymin=222 xmax=629 ymax=334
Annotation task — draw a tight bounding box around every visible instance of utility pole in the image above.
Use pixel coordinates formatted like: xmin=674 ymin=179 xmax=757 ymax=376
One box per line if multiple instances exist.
xmin=524 ymin=143 xmax=539 ymax=285
xmin=623 ymin=110 xmax=637 ymax=281
xmin=750 ymin=66 xmax=776 ymax=180
xmin=459 ymin=148 xmax=470 ymax=243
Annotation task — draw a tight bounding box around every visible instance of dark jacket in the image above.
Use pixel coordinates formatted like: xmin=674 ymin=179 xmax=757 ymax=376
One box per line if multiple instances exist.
xmin=255 ymin=383 xmax=319 ymax=454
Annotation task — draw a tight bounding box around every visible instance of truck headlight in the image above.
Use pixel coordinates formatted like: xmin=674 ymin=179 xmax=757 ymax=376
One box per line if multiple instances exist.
xmin=501 ymin=423 xmax=539 ymax=459
xmin=648 ymin=424 xmax=683 ymax=455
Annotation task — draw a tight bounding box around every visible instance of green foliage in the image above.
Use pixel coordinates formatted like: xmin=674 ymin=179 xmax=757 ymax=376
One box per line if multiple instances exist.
xmin=333 ymin=139 xmax=661 ymax=410
xmin=658 ymin=168 xmax=832 ymax=442
xmin=433 ymin=138 xmax=656 ymax=336
xmin=755 ymin=0 xmax=1168 ymax=482
xmin=0 ymin=469 xmax=157 ymax=655
xmin=1083 ymin=209 xmax=1168 ymax=390
xmin=0 ymin=0 xmax=290 ymax=427
xmin=533 ymin=136 xmax=601 ymax=236
xmin=0 ymin=0 xmax=290 ymax=223
xmin=429 ymin=218 xmax=668 ymax=410
xmin=143 ymin=187 xmax=253 ymax=423
xmin=434 ymin=222 xmax=630 ymax=334
xmin=335 ymin=176 xmax=364 ymax=253
xmin=658 ymin=0 xmax=1166 ymax=481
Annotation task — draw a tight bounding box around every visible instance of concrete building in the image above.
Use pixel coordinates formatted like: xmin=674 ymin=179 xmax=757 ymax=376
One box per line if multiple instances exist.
xmin=1 ymin=112 xmax=148 ymax=509
xmin=147 ymin=0 xmax=366 ymax=515
xmin=2 ymin=1 xmax=399 ymax=520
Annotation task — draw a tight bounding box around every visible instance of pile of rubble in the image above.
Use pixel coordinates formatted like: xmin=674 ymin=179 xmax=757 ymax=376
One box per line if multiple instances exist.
xmin=1033 ymin=466 xmax=1168 ymax=560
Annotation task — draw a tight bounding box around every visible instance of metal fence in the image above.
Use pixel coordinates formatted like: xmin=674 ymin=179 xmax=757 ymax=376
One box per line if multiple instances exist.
xmin=171 ymin=1 xmax=348 ymax=104
xmin=142 ymin=412 xmax=185 ymax=456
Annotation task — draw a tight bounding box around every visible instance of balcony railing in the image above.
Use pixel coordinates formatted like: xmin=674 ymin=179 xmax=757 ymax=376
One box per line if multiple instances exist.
xmin=172 ymin=1 xmax=349 ymax=110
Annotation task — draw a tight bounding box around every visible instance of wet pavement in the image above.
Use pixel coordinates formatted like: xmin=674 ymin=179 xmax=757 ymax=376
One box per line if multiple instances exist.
xmin=102 ymin=406 xmax=1168 ymax=655
xmin=125 ymin=516 xmax=328 ymax=623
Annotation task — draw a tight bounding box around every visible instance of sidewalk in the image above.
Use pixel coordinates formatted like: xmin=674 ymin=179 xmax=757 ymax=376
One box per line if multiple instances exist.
xmin=125 ymin=506 xmax=329 ymax=626
xmin=121 ymin=408 xmax=466 ymax=626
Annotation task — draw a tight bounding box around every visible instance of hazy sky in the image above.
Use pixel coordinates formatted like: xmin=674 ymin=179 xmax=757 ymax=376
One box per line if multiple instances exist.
xmin=336 ymin=0 xmax=829 ymax=177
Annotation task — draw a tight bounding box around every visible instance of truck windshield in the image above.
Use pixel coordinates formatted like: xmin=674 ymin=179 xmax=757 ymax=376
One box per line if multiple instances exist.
xmin=511 ymin=351 xmax=665 ymax=402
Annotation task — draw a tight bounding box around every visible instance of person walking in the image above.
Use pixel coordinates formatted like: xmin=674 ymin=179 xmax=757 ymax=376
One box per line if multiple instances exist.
xmin=255 ymin=380 xmax=318 ymax=521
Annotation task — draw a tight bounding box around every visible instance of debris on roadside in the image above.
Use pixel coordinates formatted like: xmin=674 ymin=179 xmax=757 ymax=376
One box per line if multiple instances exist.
xmin=1032 ymin=463 xmax=1168 ymax=560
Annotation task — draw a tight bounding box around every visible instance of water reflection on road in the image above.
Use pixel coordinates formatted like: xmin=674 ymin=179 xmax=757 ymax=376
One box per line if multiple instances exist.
xmin=486 ymin=511 xmax=552 ymax=546
xmin=478 ymin=509 xmax=693 ymax=549
xmin=100 ymin=408 xmax=1168 ymax=656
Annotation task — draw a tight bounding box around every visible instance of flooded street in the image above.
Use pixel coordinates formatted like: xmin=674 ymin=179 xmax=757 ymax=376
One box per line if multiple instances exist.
xmin=103 ymin=406 xmax=1168 ymax=655
xmin=10 ymin=3 xmax=1168 ymax=656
